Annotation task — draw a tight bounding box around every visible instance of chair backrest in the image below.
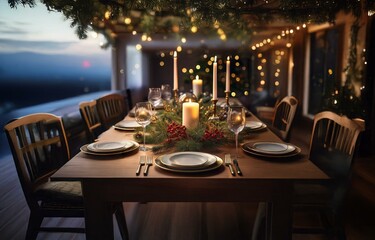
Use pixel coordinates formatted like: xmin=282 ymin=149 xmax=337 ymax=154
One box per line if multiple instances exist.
xmin=4 ymin=113 xmax=70 ymax=207
xmin=96 ymin=93 xmax=128 ymax=129
xmin=309 ymin=111 xmax=364 ymax=180
xmin=271 ymin=96 xmax=298 ymax=141
xmin=79 ymin=100 xmax=103 ymax=142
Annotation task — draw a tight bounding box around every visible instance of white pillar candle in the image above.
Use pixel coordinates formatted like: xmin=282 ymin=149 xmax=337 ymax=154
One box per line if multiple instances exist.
xmin=173 ymin=51 xmax=178 ymax=90
xmin=182 ymin=101 xmax=199 ymax=129
xmin=226 ymin=56 xmax=230 ymax=92
xmin=192 ymin=75 xmax=203 ymax=97
xmin=212 ymin=56 xmax=217 ymax=100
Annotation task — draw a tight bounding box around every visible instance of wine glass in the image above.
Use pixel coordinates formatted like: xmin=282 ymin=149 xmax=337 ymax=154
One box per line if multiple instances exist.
xmin=148 ymin=88 xmax=162 ymax=120
xmin=227 ymin=106 xmax=246 ymax=158
xmin=135 ymin=102 xmax=152 ymax=151
xmin=161 ymin=84 xmax=172 ymax=100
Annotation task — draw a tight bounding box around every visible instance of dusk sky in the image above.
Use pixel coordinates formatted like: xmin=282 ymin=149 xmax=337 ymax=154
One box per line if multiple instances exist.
xmin=0 ymin=1 xmax=110 ymax=56
xmin=0 ymin=1 xmax=112 ymax=114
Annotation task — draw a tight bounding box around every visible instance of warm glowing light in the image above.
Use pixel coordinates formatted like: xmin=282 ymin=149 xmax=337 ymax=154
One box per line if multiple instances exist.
xmin=147 ymin=36 xmax=152 ymax=41
xmin=328 ymin=69 xmax=333 ymax=75
xmin=220 ymin=34 xmax=227 ymax=40
xmin=205 ymin=68 xmax=210 ymax=73
xmin=244 ymin=91 xmax=249 ymax=96
xmin=132 ymin=31 xmax=137 ymax=35
xmin=189 ymin=69 xmax=194 ymax=74
xmin=208 ymin=60 xmax=213 ymax=65
xmin=191 ymin=26 xmax=198 ymax=33
xmin=176 ymin=46 xmax=182 ymax=52
xmin=105 ymin=11 xmax=111 ymax=19
xmin=277 ymin=35 xmax=281 ymax=39
xmin=124 ymin=17 xmax=131 ymax=24
xmin=236 ymin=77 xmax=240 ymax=82
xmin=260 ymin=72 xmax=265 ymax=77
xmin=231 ymin=73 xmax=236 ymax=78
xmin=135 ymin=44 xmax=142 ymax=50
xmin=260 ymin=80 xmax=266 ymax=85
xmin=261 ymin=58 xmax=267 ymax=63
xmin=286 ymin=42 xmax=292 ymax=48
xmin=275 ymin=72 xmax=279 ymax=77
xmin=234 ymin=55 xmax=240 ymax=60
xmin=251 ymin=46 xmax=256 ymax=50
xmin=181 ymin=37 xmax=187 ymax=43
xmin=257 ymin=65 xmax=262 ymax=70
xmin=160 ymin=52 xmax=165 ymax=57
xmin=257 ymin=53 xmax=262 ymax=58
xmin=196 ymin=65 xmax=201 ymax=70
xmin=141 ymin=34 xmax=147 ymax=41
xmin=235 ymin=62 xmax=240 ymax=67
xmin=203 ymin=54 xmax=208 ymax=59
xmin=275 ymin=81 xmax=280 ymax=86
xmin=159 ymin=61 xmax=165 ymax=66
xmin=296 ymin=26 xmax=300 ymax=30
xmin=231 ymin=92 xmax=236 ymax=97
xmin=302 ymin=23 xmax=307 ymax=28
xmin=182 ymin=68 xmax=187 ymax=73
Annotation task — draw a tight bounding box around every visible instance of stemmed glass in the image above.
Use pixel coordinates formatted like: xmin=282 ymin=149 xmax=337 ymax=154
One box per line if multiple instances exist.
xmin=148 ymin=88 xmax=162 ymax=120
xmin=227 ymin=106 xmax=246 ymax=158
xmin=135 ymin=102 xmax=152 ymax=151
xmin=161 ymin=84 xmax=172 ymax=100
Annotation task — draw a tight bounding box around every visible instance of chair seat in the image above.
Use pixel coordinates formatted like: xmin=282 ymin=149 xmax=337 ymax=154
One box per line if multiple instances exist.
xmin=35 ymin=181 xmax=83 ymax=204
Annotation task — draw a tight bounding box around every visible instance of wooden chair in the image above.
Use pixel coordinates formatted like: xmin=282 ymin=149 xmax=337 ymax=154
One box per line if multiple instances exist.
xmin=96 ymin=93 xmax=128 ymax=130
xmin=292 ymin=111 xmax=364 ymax=238
xmin=252 ymin=111 xmax=364 ymax=240
xmin=4 ymin=113 xmax=129 ymax=240
xmin=79 ymin=100 xmax=104 ymax=142
xmin=269 ymin=96 xmax=298 ymax=141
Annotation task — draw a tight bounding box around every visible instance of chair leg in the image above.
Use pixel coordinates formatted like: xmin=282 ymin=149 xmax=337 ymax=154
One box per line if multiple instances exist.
xmin=25 ymin=211 xmax=43 ymax=240
xmin=252 ymin=202 xmax=267 ymax=240
xmin=114 ymin=203 xmax=129 ymax=240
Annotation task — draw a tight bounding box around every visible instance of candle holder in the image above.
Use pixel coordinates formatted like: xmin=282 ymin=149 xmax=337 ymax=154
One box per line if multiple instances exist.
xmin=173 ymin=89 xmax=179 ymax=103
xmin=225 ymin=91 xmax=230 ymax=110
xmin=208 ymin=99 xmax=219 ymax=121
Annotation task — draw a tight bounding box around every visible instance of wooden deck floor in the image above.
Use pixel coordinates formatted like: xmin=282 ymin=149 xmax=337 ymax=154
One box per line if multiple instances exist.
xmin=1 ymin=122 xmax=375 ymax=240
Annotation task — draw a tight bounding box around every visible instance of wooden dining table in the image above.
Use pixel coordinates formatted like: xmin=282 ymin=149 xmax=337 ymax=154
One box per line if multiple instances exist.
xmin=52 ymin=112 xmax=329 ymax=240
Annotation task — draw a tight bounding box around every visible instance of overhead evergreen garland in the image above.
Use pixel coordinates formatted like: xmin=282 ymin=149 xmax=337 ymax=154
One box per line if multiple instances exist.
xmin=8 ymin=0 xmax=374 ymax=45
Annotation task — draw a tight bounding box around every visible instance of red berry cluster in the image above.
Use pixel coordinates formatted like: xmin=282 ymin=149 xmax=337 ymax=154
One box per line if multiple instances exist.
xmin=202 ymin=128 xmax=224 ymax=141
xmin=166 ymin=122 xmax=187 ymax=143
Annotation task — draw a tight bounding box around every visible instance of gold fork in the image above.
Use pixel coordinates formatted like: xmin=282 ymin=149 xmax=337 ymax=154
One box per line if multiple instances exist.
xmin=225 ymin=154 xmax=235 ymax=176
xmin=136 ymin=156 xmax=145 ymax=175
xmin=144 ymin=156 xmax=153 ymax=176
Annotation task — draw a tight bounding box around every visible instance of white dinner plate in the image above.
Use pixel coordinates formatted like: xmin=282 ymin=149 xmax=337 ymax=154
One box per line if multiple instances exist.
xmin=81 ymin=141 xmax=139 ymax=156
xmin=246 ymin=121 xmax=264 ymax=130
xmin=250 ymin=142 xmax=296 ymax=154
xmin=114 ymin=120 xmax=142 ymax=130
xmin=87 ymin=141 xmax=134 ymax=153
xmin=155 ymin=156 xmax=223 ymax=173
xmin=242 ymin=142 xmax=300 ymax=158
xmin=160 ymin=152 xmax=217 ymax=169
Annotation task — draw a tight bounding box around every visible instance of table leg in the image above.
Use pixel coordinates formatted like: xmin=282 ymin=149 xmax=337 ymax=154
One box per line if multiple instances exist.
xmin=82 ymin=181 xmax=114 ymax=240
xmin=270 ymin=184 xmax=293 ymax=240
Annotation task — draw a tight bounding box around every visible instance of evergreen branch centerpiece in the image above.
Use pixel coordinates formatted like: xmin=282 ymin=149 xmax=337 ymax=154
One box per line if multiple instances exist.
xmin=133 ymin=94 xmax=233 ymax=152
